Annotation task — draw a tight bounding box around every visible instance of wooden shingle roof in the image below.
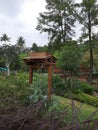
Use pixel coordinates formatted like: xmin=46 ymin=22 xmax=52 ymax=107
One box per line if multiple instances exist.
xmin=23 ymin=52 xmax=56 ymax=66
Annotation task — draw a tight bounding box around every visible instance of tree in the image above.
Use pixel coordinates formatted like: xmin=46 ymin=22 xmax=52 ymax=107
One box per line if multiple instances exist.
xmin=56 ymin=44 xmax=82 ymax=93
xmin=0 ymin=34 xmax=11 ymax=75
xmin=0 ymin=34 xmax=19 ymax=75
xmin=57 ymin=45 xmax=82 ymax=77
xmin=0 ymin=33 xmax=10 ymax=44
xmin=38 ymin=45 xmax=48 ymax=52
xmin=0 ymin=44 xmax=18 ymax=76
xmin=16 ymin=36 xmax=26 ymax=53
xmin=36 ymin=0 xmax=77 ymax=50
xmin=31 ymin=43 xmax=38 ymax=52
xmin=78 ymin=0 xmax=98 ymax=84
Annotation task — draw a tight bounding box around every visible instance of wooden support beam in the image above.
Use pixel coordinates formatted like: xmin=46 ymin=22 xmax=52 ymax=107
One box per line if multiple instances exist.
xmin=48 ymin=65 xmax=52 ymax=99
xmin=29 ymin=66 xmax=33 ymax=84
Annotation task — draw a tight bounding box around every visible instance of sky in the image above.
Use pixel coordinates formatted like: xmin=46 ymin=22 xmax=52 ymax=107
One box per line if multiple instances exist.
xmin=0 ymin=0 xmax=97 ymax=47
xmin=0 ymin=0 xmax=48 ymax=47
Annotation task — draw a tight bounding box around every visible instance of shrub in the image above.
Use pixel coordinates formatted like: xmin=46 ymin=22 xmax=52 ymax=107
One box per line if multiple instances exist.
xmin=65 ymin=92 xmax=98 ymax=108
xmin=64 ymin=78 xmax=82 ymax=94
xmin=52 ymin=75 xmax=93 ymax=96
xmin=29 ymin=73 xmax=48 ymax=103
xmin=94 ymin=87 xmax=98 ymax=93
xmin=29 ymin=83 xmax=47 ymax=103
xmin=65 ymin=79 xmax=94 ymax=95
xmin=80 ymin=82 xmax=94 ymax=95
xmin=0 ymin=72 xmax=31 ymax=108
xmin=52 ymin=75 xmax=82 ymax=95
xmin=52 ymin=75 xmax=66 ymax=96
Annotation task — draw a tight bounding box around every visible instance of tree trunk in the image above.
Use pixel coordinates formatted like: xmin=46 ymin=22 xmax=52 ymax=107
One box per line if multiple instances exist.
xmin=88 ymin=12 xmax=93 ymax=85
xmin=89 ymin=46 xmax=93 ymax=84
xmin=6 ymin=63 xmax=10 ymax=76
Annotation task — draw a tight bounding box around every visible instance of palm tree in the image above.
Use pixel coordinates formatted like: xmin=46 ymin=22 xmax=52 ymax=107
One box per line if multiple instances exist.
xmin=16 ymin=36 xmax=26 ymax=53
xmin=0 ymin=33 xmax=10 ymax=44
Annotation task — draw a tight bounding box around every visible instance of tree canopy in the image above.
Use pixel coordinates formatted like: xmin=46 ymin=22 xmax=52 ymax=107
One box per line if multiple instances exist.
xmin=36 ymin=0 xmax=77 ymax=50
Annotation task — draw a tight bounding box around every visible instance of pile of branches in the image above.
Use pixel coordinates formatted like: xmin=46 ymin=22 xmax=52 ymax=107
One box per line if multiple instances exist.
xmin=0 ymin=99 xmax=98 ymax=130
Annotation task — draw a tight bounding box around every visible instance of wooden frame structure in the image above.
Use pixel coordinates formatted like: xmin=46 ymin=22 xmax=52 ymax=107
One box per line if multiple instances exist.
xmin=23 ymin=52 xmax=56 ymax=99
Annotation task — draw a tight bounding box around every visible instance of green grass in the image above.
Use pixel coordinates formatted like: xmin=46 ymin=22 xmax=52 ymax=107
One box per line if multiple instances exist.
xmin=69 ymin=92 xmax=98 ymax=108
xmin=52 ymin=95 xmax=98 ymax=121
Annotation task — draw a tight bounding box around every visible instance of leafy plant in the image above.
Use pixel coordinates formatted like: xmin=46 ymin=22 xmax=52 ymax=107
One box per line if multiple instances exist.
xmin=29 ymin=73 xmax=48 ymax=103
xmin=52 ymin=74 xmax=66 ymax=96
xmin=57 ymin=45 xmax=82 ymax=76
xmin=0 ymin=72 xmax=31 ymax=108
xmin=52 ymin=75 xmax=93 ymax=96
xmin=80 ymin=82 xmax=94 ymax=95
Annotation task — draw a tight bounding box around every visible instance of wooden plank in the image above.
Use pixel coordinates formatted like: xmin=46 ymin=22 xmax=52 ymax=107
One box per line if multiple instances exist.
xmin=29 ymin=52 xmax=51 ymax=58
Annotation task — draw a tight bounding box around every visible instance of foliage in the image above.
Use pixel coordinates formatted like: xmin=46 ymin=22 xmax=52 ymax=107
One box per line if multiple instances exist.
xmin=18 ymin=53 xmax=28 ymax=71
xmin=0 ymin=34 xmax=16 ymax=75
xmin=0 ymin=34 xmax=28 ymax=74
xmin=29 ymin=83 xmax=47 ymax=103
xmin=94 ymin=87 xmax=98 ymax=93
xmin=66 ymin=92 xmax=98 ymax=108
xmin=52 ymin=74 xmax=66 ymax=96
xmin=36 ymin=0 xmax=77 ymax=50
xmin=0 ymin=72 xmax=98 ymax=129
xmin=79 ymin=0 xmax=98 ymax=41
xmin=0 ymin=95 xmax=98 ymax=130
xmin=38 ymin=45 xmax=48 ymax=52
xmin=52 ymin=75 xmax=84 ymax=95
xmin=31 ymin=43 xmax=38 ymax=52
xmin=55 ymin=96 xmax=98 ymax=120
xmin=0 ymin=72 xmax=31 ymax=108
xmin=28 ymin=73 xmax=48 ymax=103
xmin=0 ymin=33 xmax=10 ymax=43
xmin=57 ymin=45 xmax=82 ymax=76
xmin=78 ymin=0 xmax=98 ymax=84
xmin=52 ymin=74 xmax=94 ymax=96
xmin=79 ymin=82 xmax=94 ymax=95
xmin=16 ymin=36 xmax=26 ymax=53
xmin=31 ymin=43 xmax=48 ymax=52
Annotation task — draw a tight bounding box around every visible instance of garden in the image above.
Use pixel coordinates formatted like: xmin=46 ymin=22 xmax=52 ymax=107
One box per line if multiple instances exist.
xmin=0 ymin=0 xmax=98 ymax=129
xmin=1 ymin=42 xmax=98 ymax=130
xmin=1 ymin=43 xmax=98 ymax=130
xmin=0 ymin=68 xmax=98 ymax=130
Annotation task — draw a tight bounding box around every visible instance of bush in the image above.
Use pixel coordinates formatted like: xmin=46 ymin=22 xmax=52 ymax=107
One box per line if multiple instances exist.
xmin=52 ymin=75 xmax=66 ymax=96
xmin=65 ymin=78 xmax=82 ymax=94
xmin=52 ymin=75 xmax=82 ymax=95
xmin=0 ymin=72 xmax=31 ymax=108
xmin=52 ymin=75 xmax=94 ymax=96
xmin=79 ymin=82 xmax=94 ymax=95
xmin=65 ymin=92 xmax=98 ymax=108
xmin=29 ymin=82 xmax=47 ymax=103
xmin=94 ymin=88 xmax=98 ymax=93
xmin=65 ymin=79 xmax=94 ymax=95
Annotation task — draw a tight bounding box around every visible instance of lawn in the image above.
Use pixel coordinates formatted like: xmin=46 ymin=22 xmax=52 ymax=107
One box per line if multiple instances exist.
xmin=52 ymin=95 xmax=98 ymax=121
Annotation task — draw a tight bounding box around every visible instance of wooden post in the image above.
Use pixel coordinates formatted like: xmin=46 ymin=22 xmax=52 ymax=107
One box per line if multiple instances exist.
xmin=48 ymin=65 xmax=52 ymax=99
xmin=29 ymin=66 xmax=33 ymax=84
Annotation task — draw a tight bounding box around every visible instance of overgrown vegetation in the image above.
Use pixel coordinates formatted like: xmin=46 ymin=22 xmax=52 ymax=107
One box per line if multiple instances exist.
xmin=0 ymin=72 xmax=98 ymax=129
xmin=0 ymin=0 xmax=98 ymax=129
xmin=53 ymin=76 xmax=93 ymax=94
